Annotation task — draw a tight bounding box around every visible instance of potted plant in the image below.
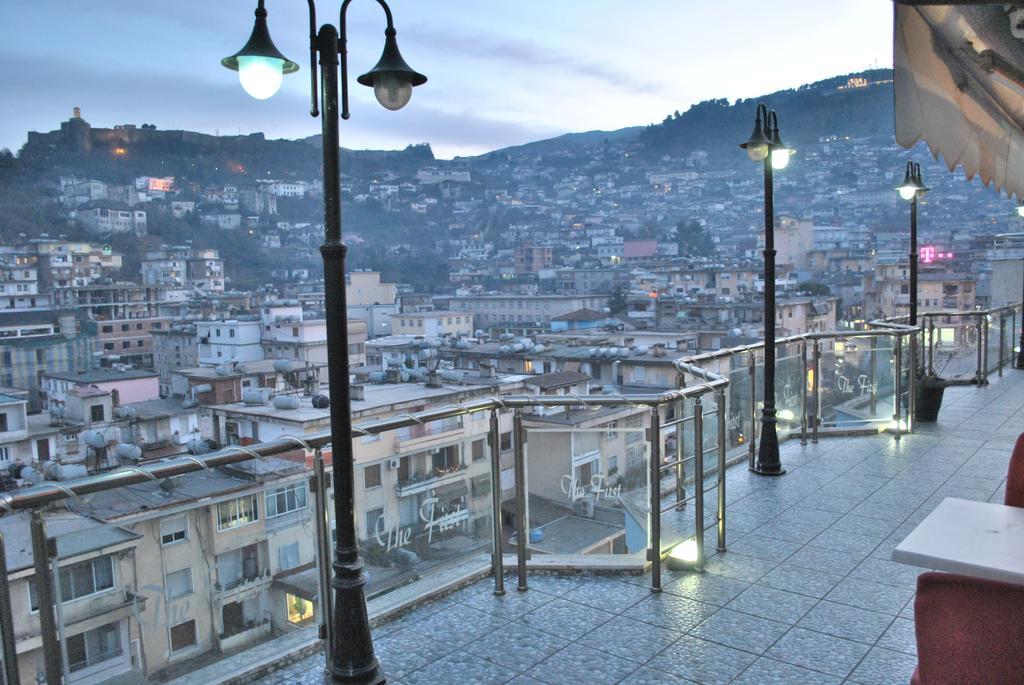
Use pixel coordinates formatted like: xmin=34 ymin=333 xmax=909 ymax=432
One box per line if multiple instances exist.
xmin=915 ymin=354 xmax=951 ymax=422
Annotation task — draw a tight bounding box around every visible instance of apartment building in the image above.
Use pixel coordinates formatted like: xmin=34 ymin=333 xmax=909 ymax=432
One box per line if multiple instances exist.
xmin=390 ymin=311 xmax=474 ymax=338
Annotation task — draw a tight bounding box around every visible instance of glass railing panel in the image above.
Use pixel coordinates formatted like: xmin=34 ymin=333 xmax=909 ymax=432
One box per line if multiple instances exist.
xmin=520 ymin=413 xmax=650 ymax=560
xmin=1003 ymin=310 xmax=1017 ymax=370
xmin=355 ymin=419 xmax=494 ymax=599
xmin=726 ymin=362 xmax=753 ymax=457
xmin=774 ymin=344 xmax=804 ymax=441
xmin=931 ymin=314 xmax=981 ymax=381
xmin=987 ymin=314 xmax=1002 ymax=374
xmin=816 ymin=338 xmax=895 ymax=429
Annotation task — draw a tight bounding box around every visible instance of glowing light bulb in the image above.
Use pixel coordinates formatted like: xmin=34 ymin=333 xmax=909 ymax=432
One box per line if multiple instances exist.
xmin=1017 ymin=205 xmax=1024 ymax=217
xmin=372 ymin=72 xmax=413 ymax=111
xmin=237 ymin=55 xmax=285 ymax=100
xmin=898 ymin=185 xmax=918 ymax=201
xmin=770 ymin=148 xmax=791 ymax=170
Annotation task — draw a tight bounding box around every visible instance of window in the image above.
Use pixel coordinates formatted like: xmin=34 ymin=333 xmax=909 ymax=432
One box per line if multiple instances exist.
xmin=67 ymin=621 xmax=121 ymax=672
xmin=165 ymin=568 xmax=193 ymax=600
xmin=365 ymin=507 xmax=384 ymax=536
xmin=169 ymin=620 xmax=197 ymax=652
xmin=364 ymin=464 xmax=382 ymax=489
xmin=104 ymin=343 xmax=114 ymax=351
xmin=0 ymin=414 xmax=6 ymax=432
xmin=101 ymin=325 xmax=113 ymax=334
xmin=471 ymin=439 xmax=485 ymax=462
xmin=500 ymin=432 xmax=512 ymax=451
xmin=286 ymin=593 xmax=314 ymax=625
xmin=121 ymin=341 xmax=131 ymax=349
xmin=35 ymin=349 xmax=46 ymax=363
xmin=292 ymin=327 xmax=299 ymax=337
xmin=265 ymin=483 xmax=308 ymax=518
xmin=217 ymin=494 xmax=259 ymax=531
xmin=120 ymin=324 xmax=129 ymax=332
xmin=90 ymin=405 xmax=104 ymax=422
xmin=30 ymin=555 xmax=114 ymax=610
xmin=278 ymin=542 xmax=300 ymax=571
xmin=229 ymin=329 xmax=236 ymax=338
xmin=161 ymin=516 xmax=188 ymax=545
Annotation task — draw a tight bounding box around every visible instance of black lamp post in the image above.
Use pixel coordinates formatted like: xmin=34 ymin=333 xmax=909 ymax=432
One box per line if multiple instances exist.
xmin=223 ymin=2 xmax=425 ymax=683
xmin=1016 ymin=206 xmax=1024 ymax=369
xmin=896 ymin=162 xmax=929 ymax=327
xmin=740 ymin=104 xmax=792 ymax=476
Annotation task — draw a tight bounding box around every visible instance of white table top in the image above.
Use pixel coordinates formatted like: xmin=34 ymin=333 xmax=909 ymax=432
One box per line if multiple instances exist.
xmin=892 ymin=497 xmax=1024 ymax=585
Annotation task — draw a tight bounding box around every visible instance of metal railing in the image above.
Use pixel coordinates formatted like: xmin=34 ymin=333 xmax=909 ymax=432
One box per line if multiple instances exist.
xmin=0 ymin=304 xmax=1019 ymax=684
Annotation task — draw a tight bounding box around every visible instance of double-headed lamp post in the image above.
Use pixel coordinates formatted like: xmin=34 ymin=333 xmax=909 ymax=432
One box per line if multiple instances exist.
xmin=1016 ymin=206 xmax=1024 ymax=369
xmin=739 ymin=103 xmax=793 ymax=476
xmin=896 ymin=162 xmax=929 ymax=327
xmin=223 ymin=2 xmax=425 ymax=683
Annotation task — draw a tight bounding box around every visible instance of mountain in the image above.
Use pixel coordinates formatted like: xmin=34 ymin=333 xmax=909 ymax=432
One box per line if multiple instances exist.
xmin=638 ymin=69 xmax=895 ymax=156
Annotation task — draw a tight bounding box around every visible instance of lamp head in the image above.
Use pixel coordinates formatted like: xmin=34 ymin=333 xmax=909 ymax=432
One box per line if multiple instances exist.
xmin=357 ymin=28 xmax=427 ymax=111
xmin=895 ymin=161 xmax=928 ymax=201
xmin=739 ymin=107 xmax=772 ymax=163
xmin=1017 ymin=205 xmax=1024 ymax=218
xmin=766 ymin=110 xmax=794 ymax=169
xmin=222 ymin=1 xmax=298 ymax=100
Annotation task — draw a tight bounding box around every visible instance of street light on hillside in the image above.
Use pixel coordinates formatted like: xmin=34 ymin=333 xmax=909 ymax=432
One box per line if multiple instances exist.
xmin=740 ymin=104 xmax=792 ymax=477
xmin=896 ymin=161 xmax=929 ymax=327
xmin=223 ymin=1 xmax=425 ymax=683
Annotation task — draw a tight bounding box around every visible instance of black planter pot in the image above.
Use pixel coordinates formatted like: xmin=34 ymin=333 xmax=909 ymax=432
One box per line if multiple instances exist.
xmin=915 ymin=382 xmax=946 ymax=422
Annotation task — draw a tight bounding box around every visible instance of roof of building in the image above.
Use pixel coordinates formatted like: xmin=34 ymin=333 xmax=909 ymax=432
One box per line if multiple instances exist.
xmin=523 ymin=370 xmax=591 ymax=391
xmin=550 ymin=308 xmax=609 ymax=322
xmin=44 ymin=368 xmax=158 ymax=383
xmin=0 ymin=511 xmax=141 ymax=573
xmin=0 ymin=393 xmax=25 ymax=405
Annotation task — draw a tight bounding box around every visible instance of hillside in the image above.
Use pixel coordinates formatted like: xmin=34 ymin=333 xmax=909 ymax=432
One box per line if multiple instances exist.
xmin=638 ymin=69 xmax=895 ymax=156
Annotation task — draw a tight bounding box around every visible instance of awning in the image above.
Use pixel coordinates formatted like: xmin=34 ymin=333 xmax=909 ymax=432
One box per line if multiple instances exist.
xmin=895 ymin=2 xmax=1024 ymax=200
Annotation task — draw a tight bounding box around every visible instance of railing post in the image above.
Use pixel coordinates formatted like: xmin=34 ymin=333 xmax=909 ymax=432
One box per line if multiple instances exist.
xmin=999 ymin=314 xmax=1006 ymax=377
xmin=894 ymin=335 xmax=903 ymax=442
xmin=488 ymin=409 xmax=505 ymax=596
xmin=908 ymin=332 xmax=917 ymax=434
xmin=310 ymin=448 xmax=333 ymax=654
xmin=648 ymin=408 xmax=662 ymax=593
xmin=811 ymin=341 xmax=820 ymax=444
xmin=693 ymin=396 xmax=706 ymax=572
xmin=675 ymin=398 xmax=686 ymax=511
xmin=869 ymin=335 xmax=878 ymax=416
xmin=977 ymin=315 xmax=987 ymax=385
xmin=0 ymin=533 xmax=21 ymax=685
xmin=747 ymin=353 xmax=756 ymax=468
xmin=512 ymin=409 xmax=528 ymax=592
xmin=716 ymin=388 xmax=727 ymax=553
xmin=30 ymin=512 xmax=62 ymax=685
xmin=927 ymin=317 xmax=935 ymax=376
xmin=800 ymin=341 xmax=808 ymax=445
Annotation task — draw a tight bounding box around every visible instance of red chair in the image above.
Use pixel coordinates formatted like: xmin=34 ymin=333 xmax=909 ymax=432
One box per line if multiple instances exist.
xmin=1004 ymin=433 xmax=1024 ymax=508
xmin=912 ymin=571 xmax=1024 ymax=684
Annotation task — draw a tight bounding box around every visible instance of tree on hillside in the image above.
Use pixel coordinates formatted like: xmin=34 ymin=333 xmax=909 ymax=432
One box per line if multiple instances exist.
xmin=608 ymin=286 xmax=628 ymax=316
xmin=676 ymin=219 xmax=716 ymax=258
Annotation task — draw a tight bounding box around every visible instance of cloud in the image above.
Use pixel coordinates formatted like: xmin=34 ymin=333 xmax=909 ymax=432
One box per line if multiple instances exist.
xmin=407 ymin=24 xmax=665 ymax=96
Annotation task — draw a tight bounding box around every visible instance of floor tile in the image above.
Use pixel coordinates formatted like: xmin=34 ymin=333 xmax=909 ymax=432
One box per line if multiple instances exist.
xmin=796 ymin=600 xmax=894 ymax=644
xmin=765 ymin=627 xmax=870 ymax=678
xmin=646 ymin=635 xmax=758 ymax=685
xmin=726 ymin=584 xmax=818 ymax=624
xmin=577 ymin=614 xmax=683 ymax=663
xmin=731 ymin=656 xmax=842 ymax=685
xmin=689 ymin=608 xmax=789 ymax=654
xmin=848 ymin=646 xmax=919 ymax=685
xmin=524 ymin=643 xmax=638 ymax=685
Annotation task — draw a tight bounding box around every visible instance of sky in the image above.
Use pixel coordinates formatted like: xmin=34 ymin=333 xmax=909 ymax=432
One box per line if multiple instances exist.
xmin=1 ymin=1 xmax=893 ymax=159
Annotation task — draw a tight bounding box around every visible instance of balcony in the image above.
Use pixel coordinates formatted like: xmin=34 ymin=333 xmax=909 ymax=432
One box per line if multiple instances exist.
xmin=225 ymin=371 xmax=1023 ymax=684
xmin=394 ymin=462 xmax=468 ymax=497
xmin=2 ymin=307 xmax=1021 ymax=685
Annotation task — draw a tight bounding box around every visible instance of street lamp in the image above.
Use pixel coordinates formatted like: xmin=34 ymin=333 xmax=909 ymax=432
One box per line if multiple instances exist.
xmin=895 ymin=161 xmax=929 ymax=327
xmin=1016 ymin=206 xmax=1024 ymax=369
xmin=739 ymin=103 xmax=790 ymax=476
xmin=223 ymin=2 xmax=425 ymax=683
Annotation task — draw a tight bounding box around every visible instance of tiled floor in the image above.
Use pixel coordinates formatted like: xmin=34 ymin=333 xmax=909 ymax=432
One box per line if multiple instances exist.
xmin=257 ymin=372 xmax=1024 ymax=684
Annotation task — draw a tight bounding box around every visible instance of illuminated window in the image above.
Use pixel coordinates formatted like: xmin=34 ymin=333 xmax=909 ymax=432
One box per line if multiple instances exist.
xmin=286 ymin=593 xmax=314 ymax=625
